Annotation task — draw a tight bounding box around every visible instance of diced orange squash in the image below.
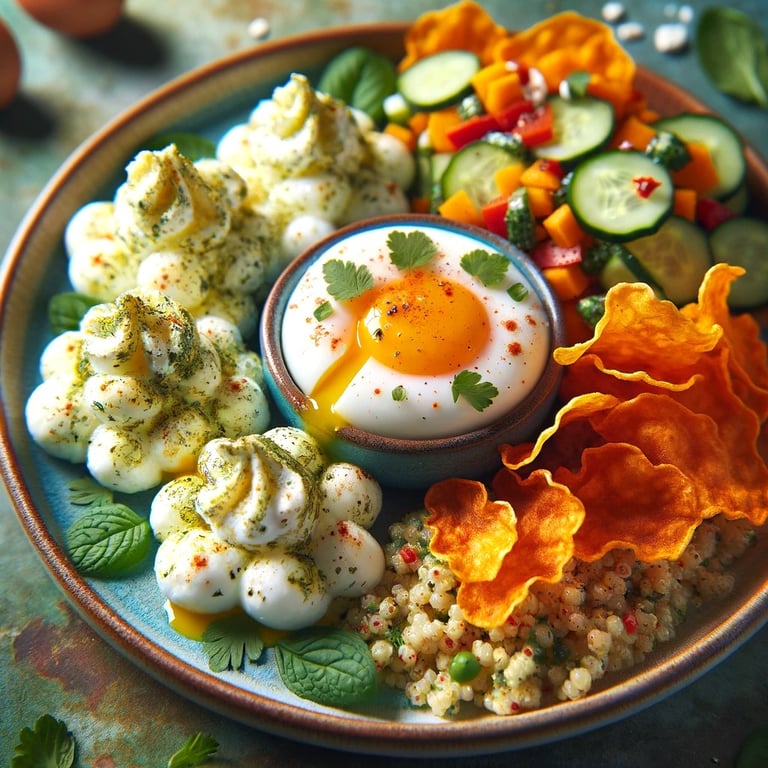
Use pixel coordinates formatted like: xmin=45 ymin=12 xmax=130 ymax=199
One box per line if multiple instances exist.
xmin=384 ymin=122 xmax=417 ymax=152
xmin=542 ymin=203 xmax=585 ymax=248
xmin=526 ymin=186 xmax=554 ymax=218
xmin=519 ymin=160 xmax=562 ymax=191
xmin=542 ymin=263 xmax=591 ymax=301
xmin=484 ymin=72 xmax=524 ymax=114
xmin=611 ymin=115 xmax=657 ymax=150
xmin=408 ymin=111 xmax=429 ymax=135
xmin=493 ymin=163 xmax=524 ymax=197
xmin=673 ymin=188 xmax=698 ymax=221
xmin=438 ymin=188 xmax=485 ymax=227
xmin=671 ymin=142 xmax=720 ymax=195
xmin=470 ymin=61 xmax=512 ymax=104
xmin=427 ymin=108 xmax=462 ymax=153
xmin=637 ymin=107 xmax=661 ymax=123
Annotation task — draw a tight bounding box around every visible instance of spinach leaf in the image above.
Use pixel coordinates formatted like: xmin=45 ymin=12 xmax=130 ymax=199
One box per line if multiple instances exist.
xmin=317 ymin=46 xmax=397 ymax=124
xmin=274 ymin=626 xmax=377 ymax=708
xmin=48 ymin=292 xmax=101 ymax=333
xmin=696 ymin=7 xmax=768 ymax=107
xmin=66 ymin=503 xmax=152 ymax=577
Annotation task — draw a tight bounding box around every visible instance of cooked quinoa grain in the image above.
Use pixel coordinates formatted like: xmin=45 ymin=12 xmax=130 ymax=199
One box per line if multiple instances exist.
xmin=344 ymin=510 xmax=756 ymax=718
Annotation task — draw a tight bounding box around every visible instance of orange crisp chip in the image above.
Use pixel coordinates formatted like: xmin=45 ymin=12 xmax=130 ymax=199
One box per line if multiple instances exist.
xmin=425 ymin=478 xmax=517 ymax=583
xmin=399 ymin=1 xmax=510 ymax=71
xmin=554 ymin=442 xmax=699 ymax=563
xmin=491 ymin=12 xmax=636 ymax=113
xmin=457 ymin=470 xmax=585 ymax=628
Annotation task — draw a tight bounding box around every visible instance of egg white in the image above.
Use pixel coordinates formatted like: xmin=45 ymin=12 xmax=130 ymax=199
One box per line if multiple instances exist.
xmin=281 ymin=224 xmax=551 ymax=439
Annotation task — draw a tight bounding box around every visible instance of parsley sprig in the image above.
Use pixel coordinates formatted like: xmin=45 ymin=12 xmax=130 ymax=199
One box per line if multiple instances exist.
xmin=322 ymin=259 xmax=374 ymax=301
xmin=202 ymin=614 xmax=265 ymax=672
xmin=460 ymin=249 xmax=510 ymax=286
xmin=387 ymin=230 xmax=438 ymax=269
xmin=451 ymin=370 xmax=499 ymax=412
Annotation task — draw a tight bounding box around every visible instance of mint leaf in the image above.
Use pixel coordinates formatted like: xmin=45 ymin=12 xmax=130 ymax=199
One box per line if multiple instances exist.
xmin=387 ymin=230 xmax=438 ymax=269
xmin=460 ymin=249 xmax=509 ymax=286
xmin=317 ymin=46 xmax=397 ymax=124
xmin=451 ymin=370 xmax=499 ymax=412
xmin=48 ymin=292 xmax=101 ymax=334
xmin=67 ymin=477 xmax=113 ymax=508
xmin=322 ymin=259 xmax=374 ymax=301
xmin=66 ymin=504 xmax=151 ymax=577
xmin=202 ymin=614 xmax=265 ymax=672
xmin=12 ymin=714 xmax=75 ymax=768
xmin=275 ymin=627 xmax=377 ymax=708
xmin=167 ymin=733 xmax=219 ymax=768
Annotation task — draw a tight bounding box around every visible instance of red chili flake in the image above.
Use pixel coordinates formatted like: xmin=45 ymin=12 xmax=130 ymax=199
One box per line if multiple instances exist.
xmin=503 ymin=319 xmax=519 ymax=332
xmin=192 ymin=554 xmax=208 ymax=570
xmin=622 ymin=611 xmax=639 ymax=635
xmin=523 ymin=646 xmax=533 ymax=657
xmin=400 ymin=545 xmax=418 ymax=564
xmin=506 ymin=615 xmax=518 ymax=626
xmin=508 ymin=342 xmax=522 ymax=356
xmin=373 ymin=388 xmax=382 ymax=395
xmin=632 ymin=176 xmax=661 ymax=198
xmin=525 ymin=314 xmax=537 ymax=326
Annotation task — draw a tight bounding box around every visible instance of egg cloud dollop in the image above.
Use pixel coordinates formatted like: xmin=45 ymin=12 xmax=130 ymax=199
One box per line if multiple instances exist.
xmin=150 ymin=427 xmax=385 ymax=631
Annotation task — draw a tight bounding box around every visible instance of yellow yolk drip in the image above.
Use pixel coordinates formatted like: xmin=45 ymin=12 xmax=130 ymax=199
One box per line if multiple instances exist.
xmin=304 ymin=270 xmax=491 ymax=436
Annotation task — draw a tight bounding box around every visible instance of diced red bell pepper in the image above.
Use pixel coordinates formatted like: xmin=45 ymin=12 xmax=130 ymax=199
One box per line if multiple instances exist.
xmin=493 ymin=99 xmax=534 ymax=131
xmin=481 ymin=196 xmax=510 ymax=238
xmin=513 ymin=103 xmax=554 ymax=147
xmin=446 ymin=113 xmax=501 ymax=149
xmin=696 ymin=196 xmax=737 ymax=231
xmin=531 ymin=239 xmax=583 ymax=269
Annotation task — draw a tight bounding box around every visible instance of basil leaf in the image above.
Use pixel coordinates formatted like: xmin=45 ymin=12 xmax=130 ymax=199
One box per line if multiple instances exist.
xmin=12 ymin=714 xmax=76 ymax=768
xmin=275 ymin=627 xmax=377 ymax=708
xmin=696 ymin=7 xmax=768 ymax=107
xmin=48 ymin=292 xmax=101 ymax=333
xmin=317 ymin=46 xmax=397 ymax=124
xmin=202 ymin=614 xmax=265 ymax=673
xmin=142 ymin=132 xmax=217 ymax=160
xmin=66 ymin=504 xmax=152 ymax=577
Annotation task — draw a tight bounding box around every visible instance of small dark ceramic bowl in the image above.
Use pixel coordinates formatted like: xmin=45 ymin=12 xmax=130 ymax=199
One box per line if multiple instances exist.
xmin=260 ymin=213 xmax=566 ymax=489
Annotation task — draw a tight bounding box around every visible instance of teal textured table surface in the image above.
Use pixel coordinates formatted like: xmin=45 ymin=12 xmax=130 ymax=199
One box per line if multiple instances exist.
xmin=2 ymin=1 xmax=768 ymax=765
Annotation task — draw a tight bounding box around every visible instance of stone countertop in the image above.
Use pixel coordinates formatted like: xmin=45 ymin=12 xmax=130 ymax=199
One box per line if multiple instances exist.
xmin=2 ymin=1 xmax=767 ymax=765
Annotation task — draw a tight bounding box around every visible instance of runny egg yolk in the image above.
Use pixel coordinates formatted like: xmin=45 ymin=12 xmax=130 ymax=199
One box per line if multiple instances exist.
xmin=306 ymin=269 xmax=490 ymax=435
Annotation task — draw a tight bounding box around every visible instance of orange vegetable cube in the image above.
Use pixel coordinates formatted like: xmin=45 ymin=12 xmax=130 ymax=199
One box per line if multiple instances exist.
xmin=484 ymin=72 xmax=524 ymax=114
xmin=611 ymin=115 xmax=657 ymax=150
xmin=542 ymin=263 xmax=591 ymax=301
xmin=438 ymin=188 xmax=485 ymax=227
xmin=673 ymin=188 xmax=698 ymax=221
xmin=526 ymin=186 xmax=554 ymax=218
xmin=671 ymin=142 xmax=720 ymax=195
xmin=494 ymin=163 xmax=524 ymax=197
xmin=519 ymin=160 xmax=562 ymax=191
xmin=542 ymin=203 xmax=585 ymax=248
xmin=470 ymin=61 xmax=512 ymax=104
xmin=427 ymin=108 xmax=462 ymax=153
xmin=384 ymin=122 xmax=417 ymax=152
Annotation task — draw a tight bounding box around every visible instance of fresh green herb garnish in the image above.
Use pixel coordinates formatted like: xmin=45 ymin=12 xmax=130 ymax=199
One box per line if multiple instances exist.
xmin=460 ymin=249 xmax=509 ymax=286
xmin=48 ymin=292 xmax=101 ymax=333
xmin=202 ymin=614 xmax=265 ymax=673
xmin=451 ymin=370 xmax=499 ymax=412
xmin=507 ymin=282 xmax=530 ymax=301
xmin=143 ymin=132 xmax=217 ymax=160
xmin=167 ymin=733 xmax=220 ymax=768
xmin=387 ymin=229 xmax=438 ymax=269
xmin=274 ymin=627 xmax=378 ymax=708
xmin=737 ymin=726 xmax=768 ymax=768
xmin=322 ymin=259 xmax=375 ymax=301
xmin=391 ymin=384 xmax=407 ymax=401
xmin=66 ymin=479 xmax=152 ymax=577
xmin=565 ymin=70 xmax=591 ymax=98
xmin=696 ymin=7 xmax=768 ymax=107
xmin=11 ymin=714 xmax=75 ymax=768
xmin=313 ymin=300 xmax=333 ymax=321
xmin=317 ymin=46 xmax=397 ymax=124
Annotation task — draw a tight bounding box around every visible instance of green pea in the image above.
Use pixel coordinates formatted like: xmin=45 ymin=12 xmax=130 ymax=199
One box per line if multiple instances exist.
xmin=449 ymin=650 xmax=481 ymax=683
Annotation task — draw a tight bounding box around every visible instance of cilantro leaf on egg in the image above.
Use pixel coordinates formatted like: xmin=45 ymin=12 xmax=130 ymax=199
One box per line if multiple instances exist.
xmin=387 ymin=230 xmax=438 ymax=269
xmin=451 ymin=370 xmax=499 ymax=412
xmin=460 ymin=249 xmax=509 ymax=286
xmin=322 ymin=259 xmax=375 ymax=301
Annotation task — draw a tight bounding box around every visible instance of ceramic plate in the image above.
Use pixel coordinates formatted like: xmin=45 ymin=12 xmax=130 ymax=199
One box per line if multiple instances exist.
xmin=2 ymin=24 xmax=768 ymax=758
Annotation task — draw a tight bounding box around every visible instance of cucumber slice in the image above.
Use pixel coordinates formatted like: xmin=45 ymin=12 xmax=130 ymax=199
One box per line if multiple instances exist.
xmin=441 ymin=139 xmax=521 ymax=209
xmin=534 ymin=95 xmax=615 ymax=165
xmin=624 ymin=216 xmax=713 ymax=305
xmin=397 ymin=50 xmax=480 ymax=111
xmin=653 ymin=113 xmax=746 ymax=199
xmin=600 ymin=246 xmax=665 ymax=298
xmin=709 ymin=217 xmax=768 ymax=308
xmin=568 ymin=150 xmax=674 ymax=241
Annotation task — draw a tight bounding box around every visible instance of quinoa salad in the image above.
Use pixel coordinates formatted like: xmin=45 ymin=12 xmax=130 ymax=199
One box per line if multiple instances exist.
xmin=344 ymin=510 xmax=756 ymax=717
